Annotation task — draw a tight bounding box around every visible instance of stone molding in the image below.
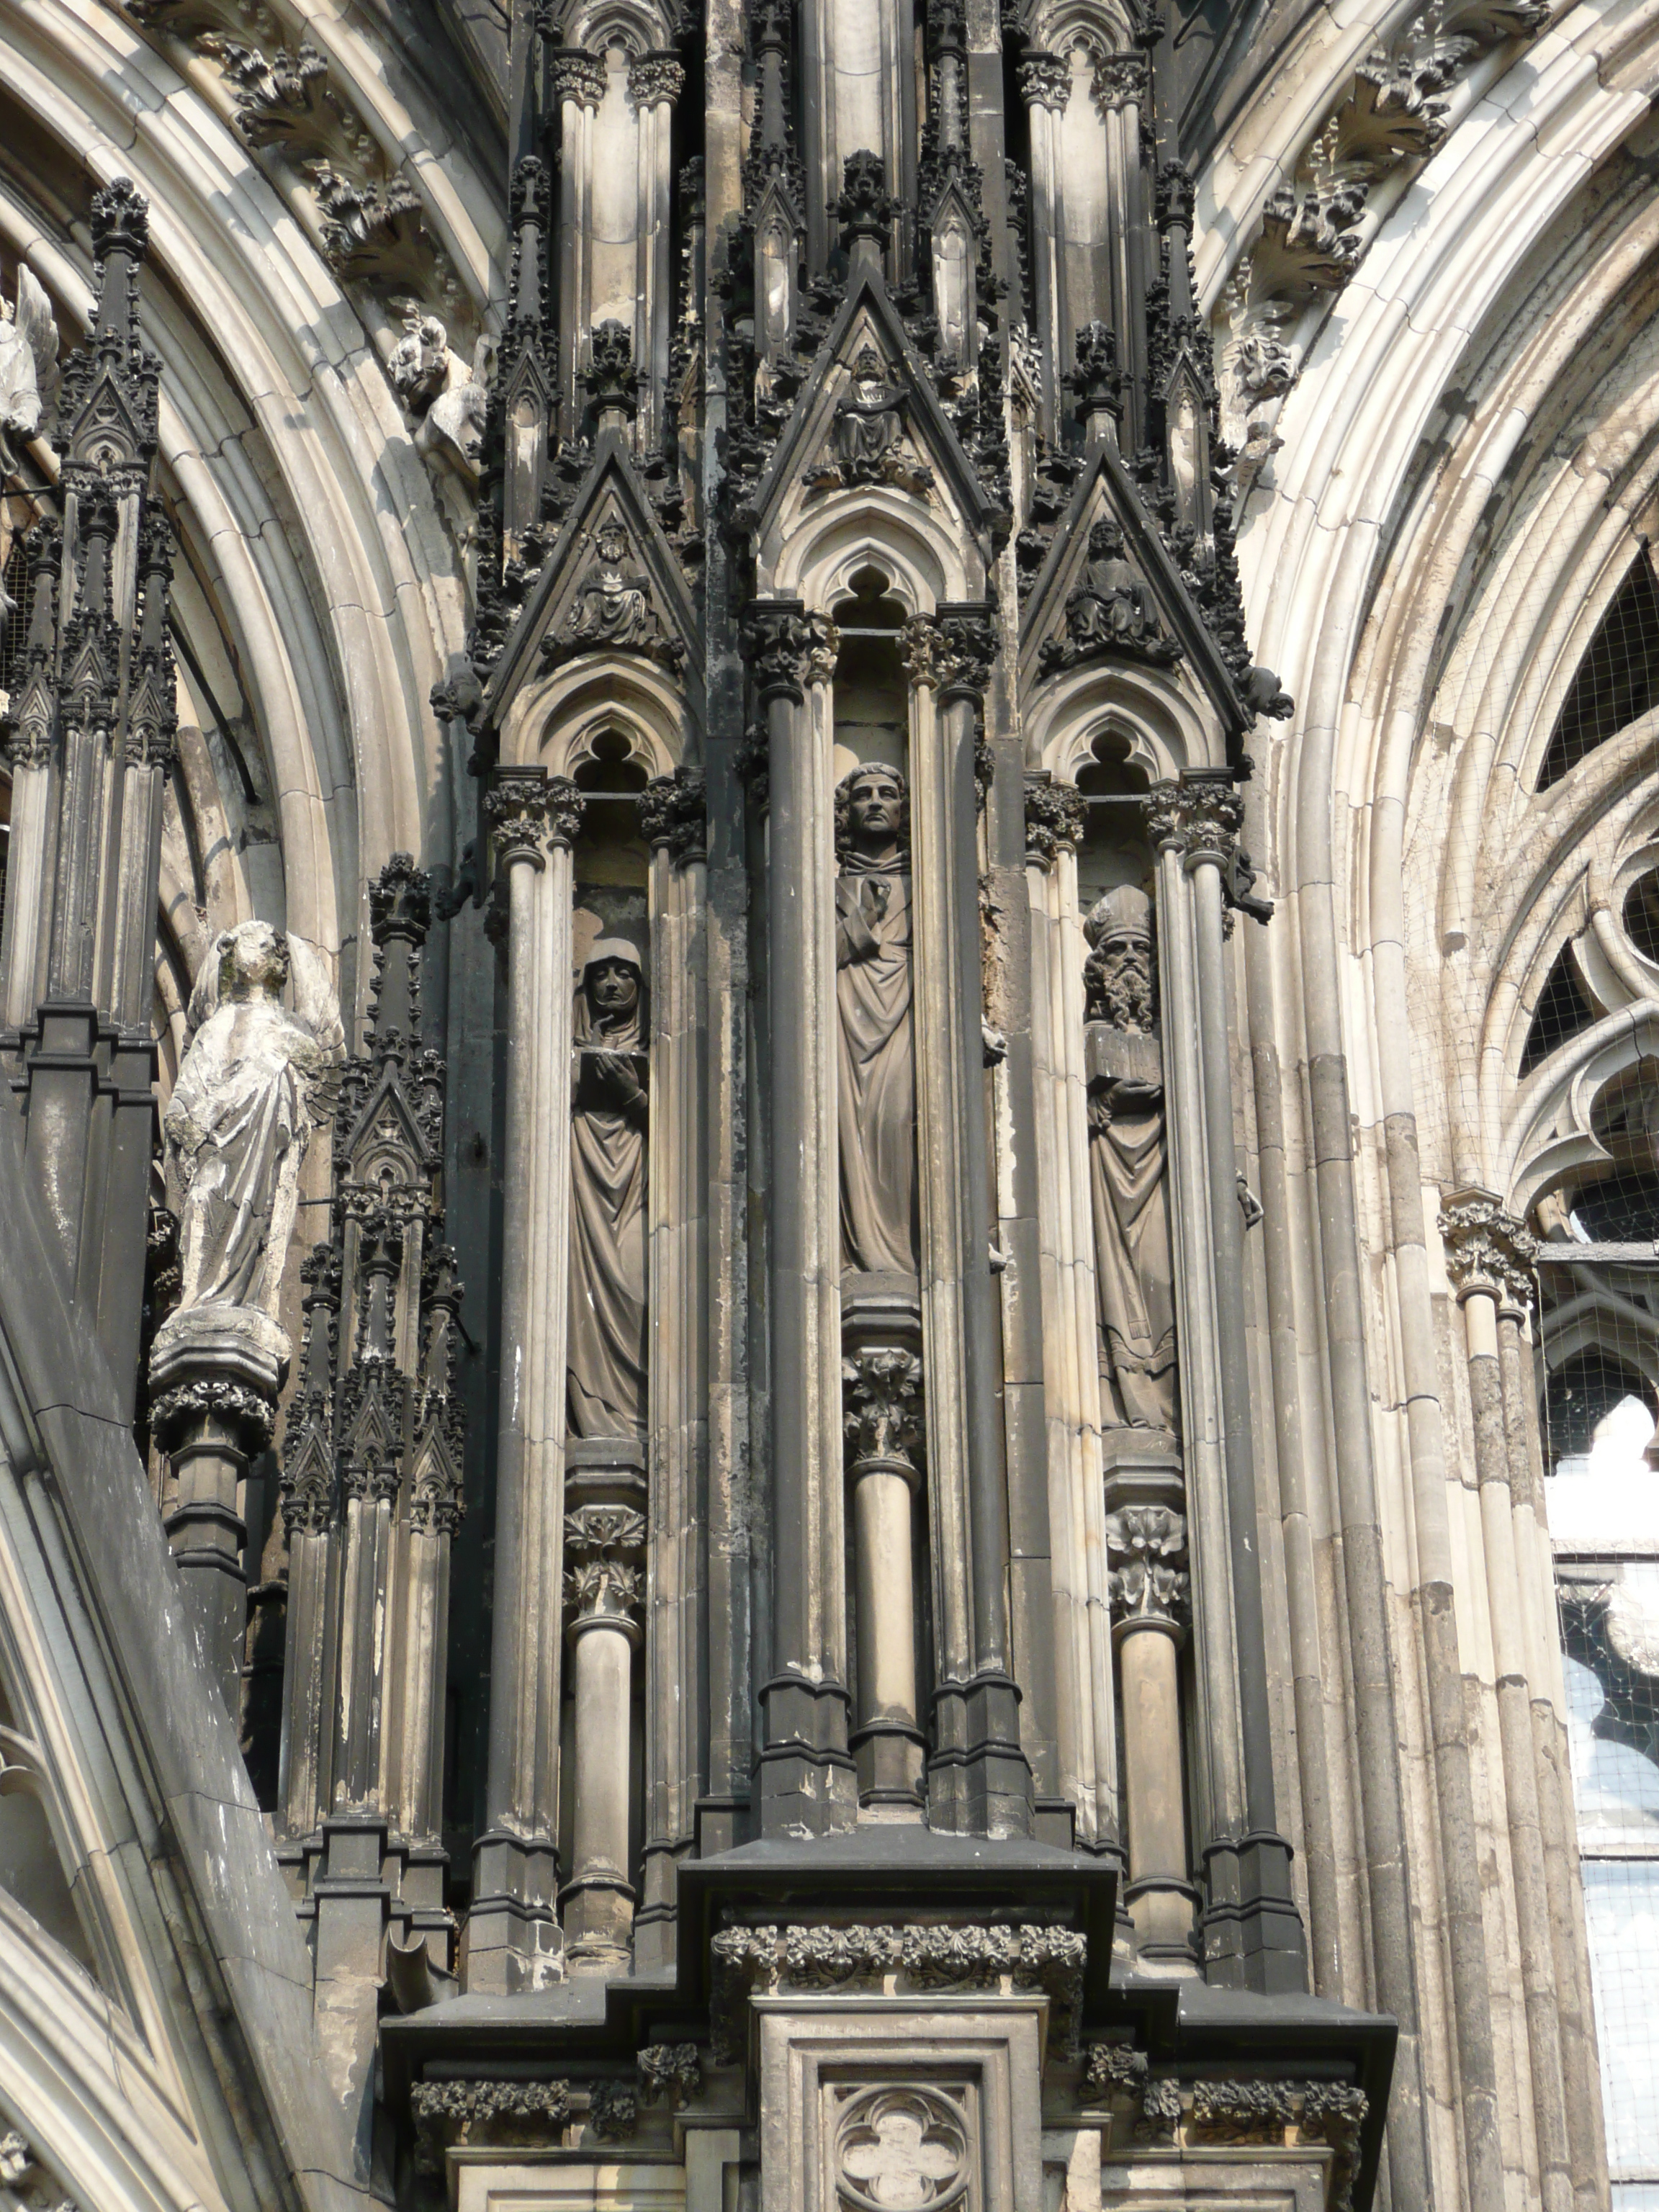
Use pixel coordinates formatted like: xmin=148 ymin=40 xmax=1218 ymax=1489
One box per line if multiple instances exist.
xmin=709 ymin=1922 xmax=1087 ymax=2061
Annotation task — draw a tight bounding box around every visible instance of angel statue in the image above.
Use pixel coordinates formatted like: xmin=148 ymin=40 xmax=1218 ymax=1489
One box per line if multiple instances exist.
xmin=156 ymin=921 xmax=343 ymax=1362
xmin=0 ymin=266 xmax=58 ymax=482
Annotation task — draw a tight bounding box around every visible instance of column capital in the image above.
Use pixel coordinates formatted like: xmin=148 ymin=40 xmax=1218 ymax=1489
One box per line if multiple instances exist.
xmin=935 ymin=601 xmax=999 ymax=701
xmin=1439 ymin=1187 xmax=1537 ymax=1313
xmin=627 ymin=50 xmax=684 ymax=106
xmin=637 ymin=763 xmax=707 ymax=860
xmin=842 ymin=1346 xmax=925 ymax=1480
xmin=487 ymin=768 xmax=585 ymax=866
xmin=741 ymin=601 xmax=839 ymax=702
xmin=1144 ymin=775 xmax=1245 ymax=867
xmin=1107 ymin=1505 xmax=1189 ymax=1632
xmin=546 ymin=43 xmax=607 ymax=106
xmin=563 ymin=1504 xmax=646 ymax=1630
xmin=1024 ymin=776 xmax=1088 ymax=867
xmin=1017 ymin=51 xmax=1071 ymax=109
xmin=1092 ymin=52 xmax=1147 ymax=112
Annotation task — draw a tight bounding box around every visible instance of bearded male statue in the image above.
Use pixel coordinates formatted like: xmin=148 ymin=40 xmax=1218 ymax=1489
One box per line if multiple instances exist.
xmin=835 ymin=762 xmax=920 ymax=1274
xmin=157 ymin=920 xmax=342 ymax=1362
xmin=1084 ymin=884 xmax=1177 ymax=1435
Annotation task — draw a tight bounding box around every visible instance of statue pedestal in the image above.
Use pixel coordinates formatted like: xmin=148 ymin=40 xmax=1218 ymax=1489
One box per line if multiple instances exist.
xmin=148 ymin=1306 xmax=288 ymax=1712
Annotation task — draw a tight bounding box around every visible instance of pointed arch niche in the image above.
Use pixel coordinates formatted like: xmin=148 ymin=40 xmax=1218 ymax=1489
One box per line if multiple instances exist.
xmin=472 ymin=658 xmax=703 ymax=1986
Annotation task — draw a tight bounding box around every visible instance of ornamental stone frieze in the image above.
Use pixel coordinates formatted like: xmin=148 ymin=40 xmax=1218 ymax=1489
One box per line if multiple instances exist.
xmin=708 ymin=1923 xmax=1088 ymax=2062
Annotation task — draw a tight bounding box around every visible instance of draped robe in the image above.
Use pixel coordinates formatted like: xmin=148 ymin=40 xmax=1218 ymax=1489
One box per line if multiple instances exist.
xmin=567 ymin=985 xmax=648 ymax=1437
xmin=837 ymin=859 xmax=920 ymax=1273
xmin=1089 ymin=1076 xmax=1177 ymax=1432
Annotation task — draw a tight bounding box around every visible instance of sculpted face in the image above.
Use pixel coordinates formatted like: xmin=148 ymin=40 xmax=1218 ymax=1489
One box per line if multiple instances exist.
xmin=1097 ymin=925 xmax=1151 ymax=968
xmin=220 ymin=921 xmax=289 ymax=1002
xmin=848 ymin=770 xmax=904 ymax=844
xmin=587 ymin=957 xmax=641 ymax=1016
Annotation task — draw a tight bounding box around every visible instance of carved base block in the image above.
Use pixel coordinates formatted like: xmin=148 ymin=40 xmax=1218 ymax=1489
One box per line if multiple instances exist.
xmin=756 ymin=1999 xmax=1045 ymax=2212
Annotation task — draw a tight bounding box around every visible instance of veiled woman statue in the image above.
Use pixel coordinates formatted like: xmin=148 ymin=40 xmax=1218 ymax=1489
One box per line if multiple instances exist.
xmin=836 ymin=763 xmax=920 ymax=1274
xmin=161 ymin=920 xmax=342 ymax=1346
xmin=1084 ymin=886 xmax=1177 ymax=1434
xmin=567 ymin=943 xmax=649 ymax=1437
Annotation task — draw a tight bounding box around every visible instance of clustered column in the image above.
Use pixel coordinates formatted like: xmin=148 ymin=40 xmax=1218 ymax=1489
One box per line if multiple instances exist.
xmin=1145 ymin=774 xmax=1305 ymax=1990
xmin=562 ymin=1505 xmax=646 ymax=1971
xmin=472 ymin=764 xmax=587 ymax=1990
xmin=901 ymin=608 xmax=1031 ymax=1838
xmin=1441 ymin=1192 xmax=1582 ymax=2212
xmin=742 ymin=601 xmax=855 ymax=1835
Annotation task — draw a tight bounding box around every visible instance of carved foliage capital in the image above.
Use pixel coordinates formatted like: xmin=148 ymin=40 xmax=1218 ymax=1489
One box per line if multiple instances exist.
xmin=564 ymin=1503 xmax=646 ymax=1622
xmin=1024 ymin=778 xmax=1088 ymax=866
xmin=1439 ymin=1188 xmax=1537 ymax=1312
xmin=935 ymin=604 xmax=998 ymax=701
xmin=548 ymin=45 xmax=607 ymax=104
xmin=1143 ymin=778 xmax=1244 ymax=868
xmin=629 ymin=51 xmax=685 ymax=106
xmin=842 ymin=1347 xmax=924 ymax=1471
xmin=742 ymin=602 xmax=839 ymax=703
xmin=637 ymin=764 xmax=707 ymax=860
xmin=1107 ymin=1505 xmax=1188 ymax=1627
xmin=1018 ymin=52 xmax=1071 ymax=109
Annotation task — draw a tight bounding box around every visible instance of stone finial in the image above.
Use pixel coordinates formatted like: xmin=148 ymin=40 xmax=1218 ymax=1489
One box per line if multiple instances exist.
xmin=837 ymin=150 xmax=897 ymax=257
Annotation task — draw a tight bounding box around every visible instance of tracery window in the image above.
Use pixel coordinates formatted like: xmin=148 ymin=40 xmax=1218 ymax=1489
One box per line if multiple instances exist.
xmin=1539 ymin=1146 xmax=1659 ymax=2203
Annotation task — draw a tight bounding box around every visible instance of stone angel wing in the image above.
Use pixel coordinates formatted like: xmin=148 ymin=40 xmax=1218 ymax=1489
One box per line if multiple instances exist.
xmin=287 ymin=932 xmax=345 ymax=1057
xmin=184 ymin=930 xmax=229 ymax=1040
xmin=15 ymin=268 xmax=59 ymax=403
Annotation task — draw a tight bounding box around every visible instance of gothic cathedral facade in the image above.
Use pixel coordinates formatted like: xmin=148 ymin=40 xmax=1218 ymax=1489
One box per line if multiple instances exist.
xmin=0 ymin=1 xmax=1652 ymax=2211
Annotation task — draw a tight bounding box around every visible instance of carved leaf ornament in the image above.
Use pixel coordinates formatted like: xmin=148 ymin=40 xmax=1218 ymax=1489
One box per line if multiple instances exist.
xmin=835 ymin=2087 xmax=971 ymax=2212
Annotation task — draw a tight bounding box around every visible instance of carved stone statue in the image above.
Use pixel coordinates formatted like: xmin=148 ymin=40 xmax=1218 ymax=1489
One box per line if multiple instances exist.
xmin=836 ymin=763 xmax=920 ymax=1274
xmin=159 ymin=921 xmax=342 ymax=1354
xmin=1040 ymin=518 xmax=1180 ymax=675
xmin=0 ymin=267 xmax=58 ymax=482
xmin=1084 ymin=885 xmax=1177 ymax=1435
xmin=568 ymin=522 xmax=659 ymax=649
xmin=834 ymin=349 xmax=907 ymax=476
xmin=567 ymin=943 xmax=649 ymax=1437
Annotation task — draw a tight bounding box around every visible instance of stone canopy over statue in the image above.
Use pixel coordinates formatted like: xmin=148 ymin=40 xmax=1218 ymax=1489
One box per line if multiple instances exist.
xmin=567 ymin=941 xmax=649 ymax=1437
xmin=835 ymin=762 xmax=920 ymax=1274
xmin=154 ymin=920 xmax=343 ymax=1371
xmin=1084 ymin=884 xmax=1177 ymax=1437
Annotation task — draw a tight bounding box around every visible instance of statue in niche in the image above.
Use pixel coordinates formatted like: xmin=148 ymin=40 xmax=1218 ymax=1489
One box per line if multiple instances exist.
xmin=567 ymin=942 xmax=649 ymax=1437
xmin=836 ymin=763 xmax=920 ymax=1274
xmin=567 ymin=522 xmax=659 ymax=652
xmin=809 ymin=350 xmax=934 ymax=497
xmin=1040 ymin=518 xmax=1180 ymax=675
xmin=160 ymin=921 xmax=342 ymax=1341
xmin=1084 ymin=886 xmax=1177 ymax=1435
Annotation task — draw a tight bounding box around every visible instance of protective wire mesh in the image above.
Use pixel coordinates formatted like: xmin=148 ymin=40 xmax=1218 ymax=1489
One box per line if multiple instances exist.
xmin=1517 ymin=522 xmax=1659 ymax=2186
